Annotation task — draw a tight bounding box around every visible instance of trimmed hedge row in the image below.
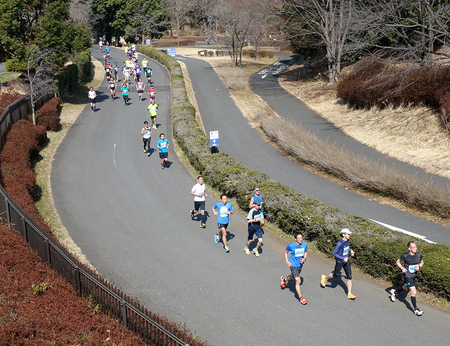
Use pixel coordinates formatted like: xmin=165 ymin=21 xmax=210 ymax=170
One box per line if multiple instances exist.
xmin=36 ymin=97 xmax=61 ymax=131
xmin=55 ymin=64 xmax=78 ymax=97
xmin=137 ymin=46 xmax=450 ymax=300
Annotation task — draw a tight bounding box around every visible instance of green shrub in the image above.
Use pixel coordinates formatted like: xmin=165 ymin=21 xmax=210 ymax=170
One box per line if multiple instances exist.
xmin=55 ymin=64 xmax=78 ymax=96
xmin=73 ymin=48 xmax=91 ymax=82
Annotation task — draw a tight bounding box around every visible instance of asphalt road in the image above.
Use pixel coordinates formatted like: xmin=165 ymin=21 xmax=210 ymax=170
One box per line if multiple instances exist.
xmin=51 ymin=47 xmax=450 ymax=345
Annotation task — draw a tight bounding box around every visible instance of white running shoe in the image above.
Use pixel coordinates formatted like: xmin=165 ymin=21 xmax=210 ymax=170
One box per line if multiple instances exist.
xmin=390 ymin=288 xmax=396 ymax=302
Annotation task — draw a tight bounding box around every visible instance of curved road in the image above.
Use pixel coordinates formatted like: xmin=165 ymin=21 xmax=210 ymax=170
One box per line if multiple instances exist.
xmin=51 ymin=47 xmax=450 ymax=345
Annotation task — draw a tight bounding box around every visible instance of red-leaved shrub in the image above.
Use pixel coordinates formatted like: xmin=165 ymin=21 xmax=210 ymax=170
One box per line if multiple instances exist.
xmin=0 ymin=223 xmax=146 ymax=345
xmin=0 ymin=119 xmax=50 ymax=233
xmin=0 ymin=90 xmax=22 ymax=115
xmin=36 ymin=97 xmax=61 ymax=131
xmin=337 ymin=58 xmax=450 ymax=126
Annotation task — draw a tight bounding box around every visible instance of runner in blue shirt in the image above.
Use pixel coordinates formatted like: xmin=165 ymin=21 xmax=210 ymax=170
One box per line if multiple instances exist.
xmin=156 ymin=133 xmax=169 ymax=169
xmin=320 ymin=228 xmax=356 ymax=299
xmin=212 ymin=194 xmax=234 ymax=253
xmin=280 ymin=232 xmax=308 ymax=304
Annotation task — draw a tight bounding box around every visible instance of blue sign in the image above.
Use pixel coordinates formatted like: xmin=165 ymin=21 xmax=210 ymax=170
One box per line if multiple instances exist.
xmin=167 ymin=48 xmax=176 ymax=57
xmin=210 ymin=131 xmax=219 ymax=147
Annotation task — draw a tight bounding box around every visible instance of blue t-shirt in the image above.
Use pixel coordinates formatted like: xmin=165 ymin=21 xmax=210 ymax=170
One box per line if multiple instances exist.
xmin=333 ymin=239 xmax=351 ymax=262
xmin=156 ymin=139 xmax=169 ymax=153
xmin=214 ymin=202 xmax=233 ymax=224
xmin=286 ymin=241 xmax=307 ymax=267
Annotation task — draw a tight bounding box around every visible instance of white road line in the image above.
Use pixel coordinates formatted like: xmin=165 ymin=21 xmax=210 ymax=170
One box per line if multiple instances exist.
xmin=261 ymin=73 xmax=267 ymax=79
xmin=176 ymin=57 xmax=186 ymax=60
xmin=113 ymin=143 xmax=116 ymax=166
xmin=369 ymin=219 xmax=436 ymax=244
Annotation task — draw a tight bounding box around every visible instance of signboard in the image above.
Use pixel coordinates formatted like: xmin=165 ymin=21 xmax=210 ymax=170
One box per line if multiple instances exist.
xmin=145 ymin=39 xmax=151 ymax=45
xmin=210 ymin=130 xmax=219 ymax=147
xmin=167 ymin=48 xmax=176 ymax=57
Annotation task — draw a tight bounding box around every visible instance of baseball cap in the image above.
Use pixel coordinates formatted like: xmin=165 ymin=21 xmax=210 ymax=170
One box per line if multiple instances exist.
xmin=254 ymin=200 xmax=261 ymax=206
xmin=340 ymin=228 xmax=352 ymax=234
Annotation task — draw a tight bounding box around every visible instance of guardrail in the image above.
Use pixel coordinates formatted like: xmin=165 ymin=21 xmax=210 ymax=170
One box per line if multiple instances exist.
xmin=0 ymin=94 xmax=198 ymax=345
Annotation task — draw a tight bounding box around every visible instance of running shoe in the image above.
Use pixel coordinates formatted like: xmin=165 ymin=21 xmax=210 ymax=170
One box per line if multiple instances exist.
xmin=253 ymin=249 xmax=260 ymax=257
xmin=200 ymin=223 xmax=206 ymax=228
xmin=347 ymin=293 xmax=357 ymax=300
xmin=214 ymin=234 xmax=219 ymax=244
xmin=190 ymin=210 xmax=195 ymax=218
xmin=224 ymin=246 xmax=230 ymax=253
xmin=280 ymin=276 xmax=287 ymax=288
xmin=143 ymin=148 xmax=147 ymax=152
xmin=299 ymin=297 xmax=307 ymax=305
xmin=244 ymin=247 xmax=250 ymax=255
xmin=390 ymin=288 xmax=396 ymax=302
xmin=147 ymin=152 xmax=150 ymax=157
xmin=414 ymin=308 xmax=423 ymax=316
xmin=320 ymin=275 xmax=327 ymax=288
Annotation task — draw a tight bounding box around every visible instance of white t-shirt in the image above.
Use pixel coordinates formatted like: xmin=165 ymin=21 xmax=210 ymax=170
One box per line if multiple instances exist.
xmin=191 ymin=183 xmax=206 ymax=201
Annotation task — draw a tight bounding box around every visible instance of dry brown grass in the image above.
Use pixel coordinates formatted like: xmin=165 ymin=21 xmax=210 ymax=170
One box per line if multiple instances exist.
xmin=34 ymin=58 xmax=104 ymax=269
xmin=280 ymin=64 xmax=450 ymax=180
xmin=215 ymin=66 xmax=249 ymax=91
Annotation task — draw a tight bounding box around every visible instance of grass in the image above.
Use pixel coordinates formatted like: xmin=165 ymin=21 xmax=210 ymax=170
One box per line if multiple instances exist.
xmin=33 ymin=59 xmax=104 ymax=268
xmin=0 ymin=72 xmax=21 ymax=83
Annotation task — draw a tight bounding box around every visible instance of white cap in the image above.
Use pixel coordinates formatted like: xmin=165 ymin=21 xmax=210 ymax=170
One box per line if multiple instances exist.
xmin=340 ymin=228 xmax=352 ymax=234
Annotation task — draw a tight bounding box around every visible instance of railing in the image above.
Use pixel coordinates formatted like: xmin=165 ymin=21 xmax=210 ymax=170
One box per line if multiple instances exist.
xmin=0 ymin=94 xmax=198 ymax=346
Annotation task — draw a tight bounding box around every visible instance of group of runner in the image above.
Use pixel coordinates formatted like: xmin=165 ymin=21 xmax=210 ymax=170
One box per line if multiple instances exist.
xmin=189 ymin=180 xmax=426 ymax=315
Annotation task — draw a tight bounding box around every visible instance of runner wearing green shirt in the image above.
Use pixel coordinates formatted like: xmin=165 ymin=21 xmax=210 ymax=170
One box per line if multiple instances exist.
xmin=121 ymin=83 xmax=130 ymax=106
xmin=147 ymin=99 xmax=158 ymax=128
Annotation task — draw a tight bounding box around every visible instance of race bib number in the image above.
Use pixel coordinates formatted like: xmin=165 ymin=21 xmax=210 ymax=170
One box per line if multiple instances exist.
xmin=160 ymin=142 xmax=167 ymax=148
xmin=408 ymin=265 xmax=417 ymax=273
xmin=343 ymin=246 xmax=350 ymax=256
xmin=219 ymin=206 xmax=228 ymax=217
xmin=295 ymin=248 xmax=305 ymax=257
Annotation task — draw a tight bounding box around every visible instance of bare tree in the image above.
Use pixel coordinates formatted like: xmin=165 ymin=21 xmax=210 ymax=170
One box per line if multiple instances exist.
xmin=280 ymin=0 xmax=356 ymax=84
xmin=69 ymin=0 xmax=102 ymax=29
xmin=246 ymin=0 xmax=277 ymax=60
xmin=26 ymin=47 xmax=55 ymax=125
xmin=161 ymin=0 xmax=194 ymax=46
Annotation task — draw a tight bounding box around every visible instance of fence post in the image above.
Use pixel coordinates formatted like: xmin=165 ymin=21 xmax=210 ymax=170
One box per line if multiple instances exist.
xmin=121 ymin=300 xmax=127 ymax=327
xmin=5 ymin=197 xmax=10 ymax=225
xmin=75 ymin=266 xmax=81 ymax=296
xmin=45 ymin=238 xmax=51 ymax=264
xmin=21 ymin=217 xmax=28 ymax=242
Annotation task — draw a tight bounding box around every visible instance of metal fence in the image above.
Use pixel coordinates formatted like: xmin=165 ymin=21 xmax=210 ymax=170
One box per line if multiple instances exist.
xmin=0 ymin=94 xmax=199 ymax=346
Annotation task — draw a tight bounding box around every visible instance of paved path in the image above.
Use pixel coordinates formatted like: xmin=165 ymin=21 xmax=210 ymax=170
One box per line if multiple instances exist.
xmin=51 ymin=47 xmax=450 ymax=346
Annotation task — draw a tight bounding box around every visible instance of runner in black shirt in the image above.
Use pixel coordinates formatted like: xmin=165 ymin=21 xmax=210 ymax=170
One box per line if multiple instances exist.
xmin=390 ymin=241 xmax=424 ymax=316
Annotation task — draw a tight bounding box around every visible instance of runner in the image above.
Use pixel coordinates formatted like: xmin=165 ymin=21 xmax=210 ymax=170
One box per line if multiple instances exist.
xmin=114 ymin=62 xmax=119 ymax=81
xmin=121 ymin=82 xmax=130 ymax=106
xmin=141 ymin=121 xmax=152 ymax=156
xmin=99 ymin=39 xmax=103 ymax=50
xmin=134 ymin=64 xmax=142 ymax=83
xmin=280 ymin=232 xmax=308 ymax=304
xmin=105 ymin=63 xmax=112 ymax=81
xmin=105 ymin=45 xmax=110 ymax=59
xmin=123 ymin=66 xmax=130 ymax=84
xmin=88 ymin=86 xmax=97 ymax=113
xmin=390 ymin=241 xmax=424 ymax=316
xmin=320 ymin=228 xmax=357 ymax=300
xmin=148 ymin=85 xmax=157 ymax=100
xmin=136 ymin=78 xmax=145 ymax=102
xmin=190 ymin=176 xmax=208 ymax=228
xmin=147 ymin=99 xmax=158 ymax=129
xmin=145 ymin=66 xmax=153 ymax=85
xmin=249 ymin=186 xmax=264 ymax=219
xmin=142 ymin=57 xmax=148 ymax=69
xmin=212 ymin=194 xmax=234 ymax=253
xmin=156 ymin=133 xmax=169 ymax=169
xmin=244 ymin=200 xmax=264 ymax=257
xmin=109 ymin=78 xmax=116 ymax=101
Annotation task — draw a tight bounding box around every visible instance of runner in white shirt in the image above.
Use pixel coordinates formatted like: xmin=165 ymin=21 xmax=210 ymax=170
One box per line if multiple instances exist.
xmin=88 ymin=86 xmax=97 ymax=113
xmin=190 ymin=176 xmax=208 ymax=228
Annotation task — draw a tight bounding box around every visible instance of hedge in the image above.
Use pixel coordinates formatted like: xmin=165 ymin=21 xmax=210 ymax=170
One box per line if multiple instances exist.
xmin=36 ymin=97 xmax=61 ymax=131
xmin=73 ymin=48 xmax=92 ymax=82
xmin=137 ymin=45 xmax=450 ymax=300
